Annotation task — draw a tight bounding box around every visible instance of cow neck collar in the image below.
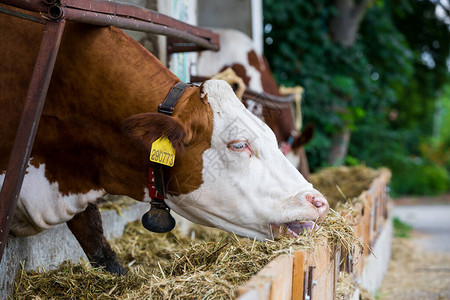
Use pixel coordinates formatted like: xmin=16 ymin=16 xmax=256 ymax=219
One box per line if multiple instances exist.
xmin=149 ymin=81 xmax=192 ymax=199
xmin=142 ymin=81 xmax=192 ymax=233
xmin=158 ymin=82 xmax=193 ymax=115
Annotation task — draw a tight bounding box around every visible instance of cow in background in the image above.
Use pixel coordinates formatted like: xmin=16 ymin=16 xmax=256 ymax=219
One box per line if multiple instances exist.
xmin=196 ymin=28 xmax=314 ymax=178
xmin=1 ymin=9 xmax=328 ymax=274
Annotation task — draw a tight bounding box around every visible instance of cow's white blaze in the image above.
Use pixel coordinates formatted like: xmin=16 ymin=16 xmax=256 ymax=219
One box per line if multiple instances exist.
xmin=166 ymin=80 xmax=325 ymax=240
xmin=0 ymin=163 xmax=105 ymax=237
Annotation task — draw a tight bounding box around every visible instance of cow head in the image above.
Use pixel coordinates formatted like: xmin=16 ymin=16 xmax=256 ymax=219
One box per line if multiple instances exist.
xmin=124 ymin=80 xmax=328 ymax=240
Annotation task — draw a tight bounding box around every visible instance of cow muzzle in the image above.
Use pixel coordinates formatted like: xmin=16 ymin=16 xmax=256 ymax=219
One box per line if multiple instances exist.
xmin=270 ymin=192 xmax=329 ymax=238
xmin=304 ymin=193 xmax=329 ymax=223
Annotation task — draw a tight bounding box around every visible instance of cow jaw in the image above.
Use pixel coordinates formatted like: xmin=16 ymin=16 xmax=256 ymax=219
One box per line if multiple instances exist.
xmin=166 ymin=80 xmax=329 ymax=240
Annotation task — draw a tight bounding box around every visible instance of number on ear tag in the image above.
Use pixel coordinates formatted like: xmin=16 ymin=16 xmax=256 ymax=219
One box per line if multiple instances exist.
xmin=150 ymin=137 xmax=176 ymax=167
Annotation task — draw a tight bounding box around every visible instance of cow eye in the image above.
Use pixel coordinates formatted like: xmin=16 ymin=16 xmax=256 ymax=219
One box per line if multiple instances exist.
xmin=227 ymin=140 xmax=253 ymax=156
xmin=230 ymin=141 xmax=246 ymax=150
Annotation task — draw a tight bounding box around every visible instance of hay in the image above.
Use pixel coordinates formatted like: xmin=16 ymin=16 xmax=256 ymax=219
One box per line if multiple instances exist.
xmin=12 ymin=166 xmax=378 ymax=299
xmin=336 ymin=272 xmax=374 ymax=300
xmin=336 ymin=272 xmax=357 ymax=299
xmin=310 ymin=165 xmax=380 ymax=209
xmin=12 ymin=261 xmax=143 ymax=299
xmin=12 ymin=209 xmax=361 ymax=299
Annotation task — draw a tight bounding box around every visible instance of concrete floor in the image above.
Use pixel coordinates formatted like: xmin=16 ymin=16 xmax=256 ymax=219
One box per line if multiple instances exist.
xmin=392 ymin=204 xmax=450 ymax=253
xmin=378 ymin=201 xmax=450 ymax=300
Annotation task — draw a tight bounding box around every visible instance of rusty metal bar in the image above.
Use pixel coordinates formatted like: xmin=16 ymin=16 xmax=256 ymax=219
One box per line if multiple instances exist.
xmin=0 ymin=0 xmax=47 ymax=13
xmin=243 ymin=89 xmax=295 ymax=109
xmin=63 ymin=7 xmax=218 ymax=51
xmin=0 ymin=19 xmax=66 ymax=261
xmin=190 ymin=75 xmax=212 ymax=82
xmin=303 ymin=271 xmax=308 ymax=300
xmin=306 ymin=265 xmax=316 ymax=300
xmin=190 ymin=75 xmax=294 ymax=109
xmin=61 ymin=0 xmax=217 ymax=40
xmin=0 ymin=5 xmax=45 ymax=24
xmin=0 ymin=0 xmax=220 ymax=51
xmin=167 ymin=38 xmax=210 ymax=54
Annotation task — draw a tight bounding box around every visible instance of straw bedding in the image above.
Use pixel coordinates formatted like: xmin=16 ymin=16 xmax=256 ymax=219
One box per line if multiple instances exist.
xmin=336 ymin=272 xmax=374 ymax=300
xmin=12 ymin=166 xmax=378 ymax=299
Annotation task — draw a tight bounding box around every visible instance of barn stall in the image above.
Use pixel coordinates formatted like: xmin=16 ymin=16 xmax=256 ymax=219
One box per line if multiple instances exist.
xmin=0 ymin=0 xmax=216 ymax=297
xmin=6 ymin=166 xmax=391 ymax=299
xmin=0 ymin=1 xmax=392 ymax=299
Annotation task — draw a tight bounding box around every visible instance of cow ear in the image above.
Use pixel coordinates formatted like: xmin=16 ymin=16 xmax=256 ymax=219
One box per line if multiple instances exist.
xmin=123 ymin=113 xmax=186 ymax=153
xmin=292 ymin=123 xmax=315 ymax=150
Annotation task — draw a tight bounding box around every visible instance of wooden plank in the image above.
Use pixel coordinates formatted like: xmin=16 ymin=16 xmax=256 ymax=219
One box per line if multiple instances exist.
xmin=333 ymin=250 xmax=341 ymax=299
xmin=341 ymin=199 xmax=365 ymax=278
xmin=367 ymin=192 xmax=376 ymax=248
xmin=363 ymin=192 xmax=372 ymax=257
xmin=236 ymin=254 xmax=293 ymax=300
xmin=292 ymin=251 xmax=305 ymax=300
xmin=352 ymin=202 xmax=366 ymax=278
xmin=304 ymin=239 xmax=336 ymax=300
xmin=368 ymin=169 xmax=392 ymax=243
xmin=236 ymin=278 xmax=271 ymax=300
xmin=353 ymin=234 xmax=365 ymax=278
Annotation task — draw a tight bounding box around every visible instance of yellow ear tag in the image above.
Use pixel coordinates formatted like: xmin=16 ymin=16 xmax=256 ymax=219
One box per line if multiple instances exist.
xmin=150 ymin=136 xmax=176 ymax=167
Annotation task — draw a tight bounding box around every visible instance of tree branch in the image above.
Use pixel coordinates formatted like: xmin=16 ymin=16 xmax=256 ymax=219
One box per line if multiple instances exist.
xmin=329 ymin=0 xmax=371 ymax=47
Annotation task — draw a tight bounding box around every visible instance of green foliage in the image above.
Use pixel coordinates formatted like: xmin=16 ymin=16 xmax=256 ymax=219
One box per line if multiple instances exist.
xmin=344 ymin=155 xmax=361 ymax=166
xmin=351 ymin=128 xmax=450 ymax=196
xmin=419 ymin=138 xmax=450 ymax=167
xmin=263 ymin=0 xmax=413 ymax=168
xmin=389 ymin=158 xmax=449 ymax=196
xmin=438 ymin=84 xmax=450 ymax=143
xmin=264 ymin=0 xmax=383 ymax=169
xmin=263 ymin=0 xmax=450 ymax=196
xmin=393 ymin=217 xmax=412 ymax=238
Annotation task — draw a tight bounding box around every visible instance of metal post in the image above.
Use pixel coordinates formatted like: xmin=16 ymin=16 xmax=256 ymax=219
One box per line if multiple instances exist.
xmin=0 ymin=0 xmax=220 ymax=52
xmin=62 ymin=7 xmax=219 ymax=51
xmin=0 ymin=19 xmax=66 ymax=261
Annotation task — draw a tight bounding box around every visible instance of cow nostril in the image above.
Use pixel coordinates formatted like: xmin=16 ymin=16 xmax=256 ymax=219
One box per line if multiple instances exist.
xmin=305 ymin=194 xmax=327 ymax=209
xmin=304 ymin=193 xmax=329 ymax=223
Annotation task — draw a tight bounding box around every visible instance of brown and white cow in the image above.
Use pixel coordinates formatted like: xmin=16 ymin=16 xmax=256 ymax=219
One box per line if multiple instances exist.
xmin=196 ymin=28 xmax=314 ymax=177
xmin=0 ymin=10 xmax=328 ymax=274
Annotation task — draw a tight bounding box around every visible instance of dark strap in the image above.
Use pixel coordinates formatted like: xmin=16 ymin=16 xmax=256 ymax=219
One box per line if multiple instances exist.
xmin=143 ymin=82 xmax=193 ymax=233
xmin=148 ymin=164 xmax=165 ymax=200
xmin=158 ymin=82 xmax=192 ymax=115
xmin=147 ymin=82 xmax=192 ymax=214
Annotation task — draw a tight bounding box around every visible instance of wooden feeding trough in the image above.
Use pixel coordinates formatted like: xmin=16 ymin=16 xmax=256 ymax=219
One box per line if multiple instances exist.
xmin=236 ymin=168 xmax=391 ymax=300
xmin=236 ymin=240 xmax=338 ymax=300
